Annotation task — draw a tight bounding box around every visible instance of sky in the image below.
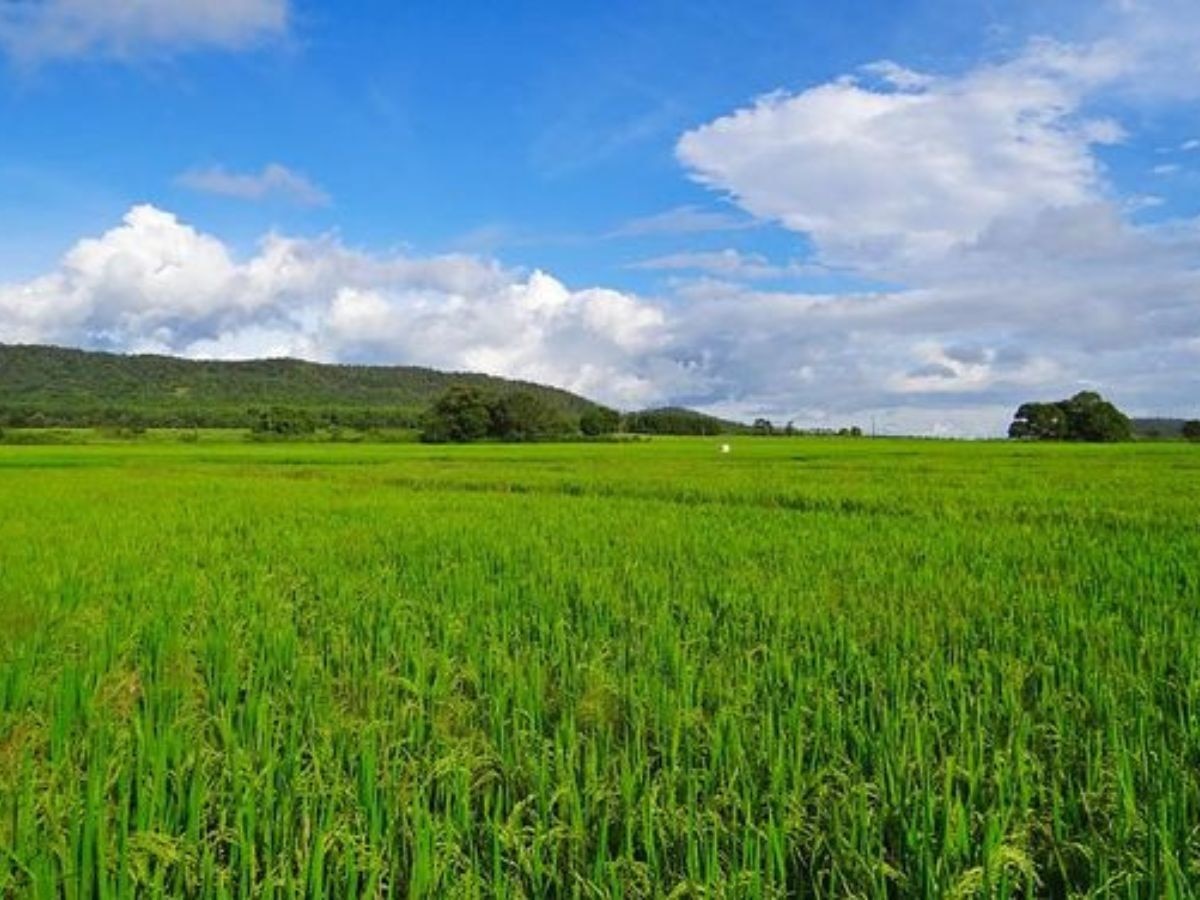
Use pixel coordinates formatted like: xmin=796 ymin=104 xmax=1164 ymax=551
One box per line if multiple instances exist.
xmin=1 ymin=0 xmax=1199 ymax=435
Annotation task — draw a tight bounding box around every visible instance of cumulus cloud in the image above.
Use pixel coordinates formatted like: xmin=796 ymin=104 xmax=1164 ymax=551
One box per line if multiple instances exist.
xmin=677 ymin=42 xmax=1126 ymax=270
xmin=0 ymin=204 xmax=1197 ymax=435
xmin=658 ymin=7 xmax=1200 ymax=432
xmin=0 ymin=0 xmax=288 ymax=63
xmin=0 ymin=205 xmax=679 ymax=409
xmin=177 ymin=164 xmax=330 ymax=207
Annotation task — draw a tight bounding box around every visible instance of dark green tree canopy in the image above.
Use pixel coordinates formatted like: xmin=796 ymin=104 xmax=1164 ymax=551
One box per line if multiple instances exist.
xmin=579 ymin=405 xmax=621 ymax=437
xmin=489 ymin=391 xmax=570 ymax=442
xmin=1182 ymin=420 xmax=1200 ymax=442
xmin=1009 ymin=392 xmax=1132 ymax=442
xmin=421 ymin=386 xmax=570 ymax=443
xmin=421 ymin=386 xmax=495 ymax=443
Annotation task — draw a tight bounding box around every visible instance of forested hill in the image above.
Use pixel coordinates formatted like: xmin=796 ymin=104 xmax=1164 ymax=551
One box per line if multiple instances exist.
xmin=0 ymin=344 xmax=599 ymax=428
xmin=1131 ymin=418 xmax=1188 ymax=438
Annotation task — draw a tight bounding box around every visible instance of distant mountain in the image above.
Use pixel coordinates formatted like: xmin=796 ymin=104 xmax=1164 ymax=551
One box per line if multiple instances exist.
xmin=0 ymin=344 xmax=600 ymax=429
xmin=1132 ymin=418 xmax=1188 ymax=438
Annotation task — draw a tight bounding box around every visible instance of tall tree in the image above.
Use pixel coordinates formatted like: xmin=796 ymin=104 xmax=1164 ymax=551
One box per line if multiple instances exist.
xmin=489 ymin=391 xmax=569 ymax=442
xmin=421 ymin=385 xmax=495 ymax=443
xmin=1008 ymin=392 xmax=1131 ymax=442
xmin=579 ymin=405 xmax=621 ymax=436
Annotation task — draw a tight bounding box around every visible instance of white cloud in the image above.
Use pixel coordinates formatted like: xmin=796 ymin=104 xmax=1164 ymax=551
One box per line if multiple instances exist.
xmin=0 ymin=205 xmax=680 ymax=410
xmin=677 ymin=41 xmax=1126 ymax=270
xmin=656 ymin=9 xmax=1200 ymax=432
xmin=1 ymin=204 xmax=1197 ymax=435
xmin=607 ymin=205 xmax=757 ymax=238
xmin=627 ymin=249 xmax=812 ymax=281
xmin=0 ymin=0 xmax=288 ymax=63
xmin=1094 ymin=0 xmax=1200 ymax=99
xmin=177 ymin=164 xmax=330 ymax=207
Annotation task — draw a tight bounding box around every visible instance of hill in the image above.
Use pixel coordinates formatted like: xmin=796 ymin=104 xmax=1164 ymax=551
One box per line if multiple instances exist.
xmin=0 ymin=344 xmax=600 ymax=429
xmin=1132 ymin=418 xmax=1188 ymax=438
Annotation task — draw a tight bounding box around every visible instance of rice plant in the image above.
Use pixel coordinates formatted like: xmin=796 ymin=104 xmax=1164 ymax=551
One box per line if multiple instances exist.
xmin=1 ymin=438 xmax=1198 ymax=897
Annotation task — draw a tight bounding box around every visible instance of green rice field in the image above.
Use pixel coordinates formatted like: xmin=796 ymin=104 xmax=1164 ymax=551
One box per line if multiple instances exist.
xmin=1 ymin=438 xmax=1198 ymax=897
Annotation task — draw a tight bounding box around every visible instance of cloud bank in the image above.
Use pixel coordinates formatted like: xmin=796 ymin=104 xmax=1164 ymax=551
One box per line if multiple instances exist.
xmin=1 ymin=202 xmax=1197 ymax=435
xmin=663 ymin=17 xmax=1200 ymax=431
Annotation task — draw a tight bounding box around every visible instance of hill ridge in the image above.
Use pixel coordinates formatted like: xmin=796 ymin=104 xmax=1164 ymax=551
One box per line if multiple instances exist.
xmin=0 ymin=343 xmax=597 ymax=428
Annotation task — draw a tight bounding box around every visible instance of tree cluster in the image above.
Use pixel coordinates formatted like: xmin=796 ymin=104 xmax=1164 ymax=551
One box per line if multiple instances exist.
xmin=250 ymin=407 xmax=318 ymax=437
xmin=421 ymin=386 xmax=619 ymax=443
xmin=750 ymin=418 xmax=864 ymax=437
xmin=1008 ymin=392 xmax=1133 ymax=442
xmin=623 ymin=407 xmax=735 ymax=436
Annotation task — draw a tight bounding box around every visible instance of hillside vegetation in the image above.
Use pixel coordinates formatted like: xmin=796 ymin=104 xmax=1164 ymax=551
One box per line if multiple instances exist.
xmin=0 ymin=344 xmax=598 ymax=429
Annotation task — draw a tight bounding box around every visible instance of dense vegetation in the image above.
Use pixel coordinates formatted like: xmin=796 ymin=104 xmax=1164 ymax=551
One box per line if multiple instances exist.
xmin=0 ymin=344 xmax=595 ymax=430
xmin=623 ymin=406 xmax=745 ymax=436
xmin=0 ymin=344 xmax=751 ymax=439
xmin=2 ymin=438 xmax=1198 ymax=896
xmin=419 ymin=385 xmax=596 ymax=443
xmin=1008 ymin=391 xmax=1133 ymax=442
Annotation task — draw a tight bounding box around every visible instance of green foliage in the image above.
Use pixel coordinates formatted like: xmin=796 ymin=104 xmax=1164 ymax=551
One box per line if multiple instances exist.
xmin=489 ymin=390 xmax=571 ymax=441
xmin=422 ymin=387 xmax=571 ymax=443
xmin=0 ymin=439 xmax=1197 ymax=896
xmin=250 ymin=406 xmax=318 ymax=438
xmin=579 ymin=404 xmax=621 ymax=436
xmin=624 ymin=406 xmax=742 ymax=436
xmin=1183 ymin=420 xmax=1200 ymax=441
xmin=420 ymin=385 xmax=496 ymax=442
xmin=1009 ymin=391 xmax=1132 ymax=442
xmin=0 ymin=343 xmax=593 ymax=429
xmin=1009 ymin=402 xmax=1068 ymax=440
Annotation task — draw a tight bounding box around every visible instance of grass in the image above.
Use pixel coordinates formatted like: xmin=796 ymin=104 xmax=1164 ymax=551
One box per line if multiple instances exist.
xmin=1 ymin=438 xmax=1198 ymax=897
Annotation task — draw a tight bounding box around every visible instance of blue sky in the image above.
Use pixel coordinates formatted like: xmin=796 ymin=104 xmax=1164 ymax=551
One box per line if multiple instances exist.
xmin=1 ymin=0 xmax=1199 ymax=434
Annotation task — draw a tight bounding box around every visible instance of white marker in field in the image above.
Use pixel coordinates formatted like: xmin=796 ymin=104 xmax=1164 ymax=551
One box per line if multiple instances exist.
xmin=720 ymin=443 xmax=731 ymax=454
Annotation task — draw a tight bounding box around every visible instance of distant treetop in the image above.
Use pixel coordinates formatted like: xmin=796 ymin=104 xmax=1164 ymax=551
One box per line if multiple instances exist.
xmin=1008 ymin=392 xmax=1132 ymax=442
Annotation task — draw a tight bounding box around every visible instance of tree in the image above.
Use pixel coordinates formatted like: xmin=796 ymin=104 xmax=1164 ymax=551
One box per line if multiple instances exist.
xmin=489 ymin=391 xmax=569 ymax=442
xmin=1008 ymin=402 xmax=1068 ymax=440
xmin=752 ymin=418 xmax=774 ymax=435
xmin=1062 ymin=391 xmax=1132 ymax=442
xmin=420 ymin=386 xmax=495 ymax=443
xmin=1008 ymin=392 xmax=1131 ymax=442
xmin=580 ymin=405 xmax=621 ymax=437
xmin=1183 ymin=420 xmax=1200 ymax=442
